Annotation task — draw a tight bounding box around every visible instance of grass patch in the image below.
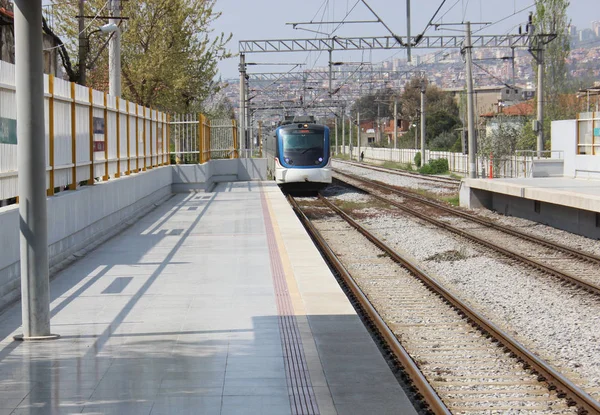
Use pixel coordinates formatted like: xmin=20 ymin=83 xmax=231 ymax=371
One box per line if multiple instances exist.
xmin=333 ymin=153 xmax=351 ymax=161
xmin=442 ymin=195 xmax=460 ymax=206
xmin=381 ymin=161 xmax=414 ymax=171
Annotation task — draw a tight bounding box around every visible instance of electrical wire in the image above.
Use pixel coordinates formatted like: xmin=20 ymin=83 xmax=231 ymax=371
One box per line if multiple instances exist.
xmin=330 ymin=0 xmax=361 ymax=36
xmin=43 ymin=0 xmax=111 ymax=51
xmin=473 ymin=3 xmax=536 ymax=34
xmin=472 ymin=60 xmax=516 ymax=89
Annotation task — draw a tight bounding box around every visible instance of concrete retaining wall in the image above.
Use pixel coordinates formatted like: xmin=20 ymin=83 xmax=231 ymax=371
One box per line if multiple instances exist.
xmin=0 ymin=167 xmax=172 ymax=310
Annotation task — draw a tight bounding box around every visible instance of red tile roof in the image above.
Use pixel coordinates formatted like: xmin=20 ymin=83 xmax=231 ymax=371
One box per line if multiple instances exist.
xmin=480 ymin=100 xmax=535 ymax=118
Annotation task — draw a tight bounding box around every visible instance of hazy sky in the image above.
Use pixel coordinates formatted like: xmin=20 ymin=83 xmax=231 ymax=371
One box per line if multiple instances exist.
xmin=211 ymin=0 xmax=598 ymax=79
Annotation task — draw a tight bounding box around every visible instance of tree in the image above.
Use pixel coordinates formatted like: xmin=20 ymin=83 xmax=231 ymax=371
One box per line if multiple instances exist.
xmin=49 ymin=0 xmax=231 ymax=112
xmin=350 ymin=88 xmax=395 ymax=121
xmin=399 ymin=77 xmax=461 ymax=150
xmin=532 ymin=0 xmax=574 ymax=144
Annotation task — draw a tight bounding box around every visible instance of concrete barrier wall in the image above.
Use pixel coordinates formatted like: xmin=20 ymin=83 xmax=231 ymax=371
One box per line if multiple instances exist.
xmin=0 ymin=167 xmax=172 ymax=309
xmin=172 ymin=159 xmax=267 ymax=192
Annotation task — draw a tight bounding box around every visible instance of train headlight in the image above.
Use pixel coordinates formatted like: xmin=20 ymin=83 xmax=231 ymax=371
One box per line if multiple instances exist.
xmin=318 ymin=157 xmax=323 ymax=162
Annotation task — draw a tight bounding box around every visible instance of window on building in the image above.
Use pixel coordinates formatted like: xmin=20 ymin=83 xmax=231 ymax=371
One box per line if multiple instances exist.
xmin=577 ymin=112 xmax=597 ymax=155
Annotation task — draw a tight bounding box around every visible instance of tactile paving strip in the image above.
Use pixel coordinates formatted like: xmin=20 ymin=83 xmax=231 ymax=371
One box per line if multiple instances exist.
xmin=260 ymin=192 xmax=320 ymax=415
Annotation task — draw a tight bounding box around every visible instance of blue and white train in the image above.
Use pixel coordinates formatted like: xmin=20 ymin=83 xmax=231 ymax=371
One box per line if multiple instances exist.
xmin=265 ymin=116 xmax=332 ymax=189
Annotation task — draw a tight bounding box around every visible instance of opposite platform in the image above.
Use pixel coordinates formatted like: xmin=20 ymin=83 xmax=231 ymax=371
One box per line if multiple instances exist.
xmin=460 ymin=177 xmax=600 ymax=239
xmin=0 ymin=182 xmax=416 ymax=415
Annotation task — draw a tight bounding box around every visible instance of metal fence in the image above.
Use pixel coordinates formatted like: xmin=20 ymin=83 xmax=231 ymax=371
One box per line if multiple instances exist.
xmin=0 ymin=60 xmax=241 ymax=203
xmin=0 ymin=61 xmax=168 ymax=202
xmin=169 ymin=115 xmax=238 ymax=164
xmin=340 ymin=146 xmax=557 ymax=178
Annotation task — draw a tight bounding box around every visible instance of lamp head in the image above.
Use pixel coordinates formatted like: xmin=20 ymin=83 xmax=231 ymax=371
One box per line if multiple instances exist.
xmin=99 ymin=23 xmax=119 ymax=33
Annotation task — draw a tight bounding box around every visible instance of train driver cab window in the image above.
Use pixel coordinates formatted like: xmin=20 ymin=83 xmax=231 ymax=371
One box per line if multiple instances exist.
xmin=281 ymin=130 xmax=325 ymax=167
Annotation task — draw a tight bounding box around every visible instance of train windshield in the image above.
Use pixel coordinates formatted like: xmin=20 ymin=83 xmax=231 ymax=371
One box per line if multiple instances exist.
xmin=280 ymin=130 xmax=325 ymax=167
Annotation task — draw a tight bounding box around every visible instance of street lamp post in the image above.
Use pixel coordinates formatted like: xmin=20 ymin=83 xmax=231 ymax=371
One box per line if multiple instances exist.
xmin=108 ymin=0 xmax=121 ymax=97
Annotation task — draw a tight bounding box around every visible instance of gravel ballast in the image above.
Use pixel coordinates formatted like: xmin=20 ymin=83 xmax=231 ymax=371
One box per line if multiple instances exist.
xmin=323 ymin=162 xmax=600 ymax=399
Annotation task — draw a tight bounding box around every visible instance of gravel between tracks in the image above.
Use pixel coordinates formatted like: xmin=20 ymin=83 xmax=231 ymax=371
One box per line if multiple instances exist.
xmin=322 ymin=165 xmax=600 ymax=400
xmin=333 ymin=159 xmax=457 ymax=195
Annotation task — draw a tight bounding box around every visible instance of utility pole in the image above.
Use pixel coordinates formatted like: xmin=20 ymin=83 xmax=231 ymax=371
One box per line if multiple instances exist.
xmin=334 ymin=116 xmax=338 ymax=155
xmin=393 ymin=98 xmax=398 ymax=150
xmin=342 ymin=109 xmax=345 ymax=155
xmin=349 ymin=115 xmax=353 ymax=159
xmin=14 ymin=0 xmax=58 ymax=341
xmin=245 ymin=82 xmax=250 ymax=157
xmin=536 ymin=46 xmax=544 ymax=157
xmin=420 ymin=78 xmax=426 ymax=166
xmin=249 ymin=111 xmax=253 ymax=157
xmin=465 ymin=21 xmax=477 ymax=178
xmin=78 ymin=0 xmax=86 ymax=85
xmin=376 ymin=102 xmax=380 ymax=144
xmin=357 ymin=111 xmax=361 ymax=161
xmin=406 ymin=0 xmax=411 ymax=62
xmin=258 ymin=120 xmax=263 ymax=157
xmin=328 ymin=50 xmax=333 ymax=97
xmin=108 ymin=0 xmax=121 ymax=96
xmin=239 ymin=54 xmax=246 ymax=158
xmin=415 ymin=114 xmax=419 ymax=150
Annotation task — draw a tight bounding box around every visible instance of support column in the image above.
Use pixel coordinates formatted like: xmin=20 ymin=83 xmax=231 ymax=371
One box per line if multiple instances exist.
xmin=238 ymin=54 xmax=246 ymax=158
xmin=393 ymin=99 xmax=398 ymax=150
xmin=14 ymin=0 xmax=58 ymax=341
xmin=349 ymin=116 xmax=353 ymax=159
xmin=420 ymin=79 xmax=426 ymax=166
xmin=465 ymin=21 xmax=477 ymax=178
xmin=342 ymin=110 xmax=345 ymax=155
xmin=328 ymin=50 xmax=333 ymax=97
xmin=406 ymin=0 xmax=412 ymax=62
xmin=536 ymin=47 xmax=544 ymax=157
xmin=357 ymin=111 xmax=361 ymax=161
xmin=334 ymin=116 xmax=338 ymax=155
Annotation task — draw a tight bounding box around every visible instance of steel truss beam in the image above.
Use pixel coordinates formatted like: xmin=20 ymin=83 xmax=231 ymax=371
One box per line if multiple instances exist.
xmin=239 ymin=34 xmax=556 ymax=53
xmin=247 ymin=69 xmax=413 ymax=82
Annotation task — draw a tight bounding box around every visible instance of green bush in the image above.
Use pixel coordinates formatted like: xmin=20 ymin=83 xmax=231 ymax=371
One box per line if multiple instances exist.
xmin=414 ymin=152 xmax=422 ymax=168
xmin=419 ymin=158 xmax=449 ymax=175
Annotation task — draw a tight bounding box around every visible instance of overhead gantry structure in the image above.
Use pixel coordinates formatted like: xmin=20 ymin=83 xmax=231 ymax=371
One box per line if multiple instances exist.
xmin=238 ymin=32 xmax=556 ymax=175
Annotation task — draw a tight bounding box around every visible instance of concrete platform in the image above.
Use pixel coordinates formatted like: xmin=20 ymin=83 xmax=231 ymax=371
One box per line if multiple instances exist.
xmin=0 ymin=182 xmax=416 ymax=415
xmin=460 ymin=177 xmax=600 ymax=239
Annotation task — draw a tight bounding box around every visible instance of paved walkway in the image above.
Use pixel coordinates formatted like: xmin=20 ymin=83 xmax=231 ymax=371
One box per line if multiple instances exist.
xmin=0 ymin=182 xmax=416 ymax=415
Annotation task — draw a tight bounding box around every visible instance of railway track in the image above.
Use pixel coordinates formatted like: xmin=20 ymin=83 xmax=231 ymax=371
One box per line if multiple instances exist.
xmin=333 ymin=170 xmax=600 ymax=297
xmin=289 ymin=193 xmax=600 ymax=415
xmin=334 ymin=159 xmax=461 ymax=187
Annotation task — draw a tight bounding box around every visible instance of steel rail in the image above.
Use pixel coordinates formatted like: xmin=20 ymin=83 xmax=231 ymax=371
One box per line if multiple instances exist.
xmin=335 ymin=159 xmax=460 ymax=186
xmin=312 ymin=193 xmax=600 ymax=415
xmin=287 ymin=194 xmax=451 ymax=415
xmin=334 ymin=172 xmax=600 ymax=297
xmin=335 ymin=169 xmax=600 ymax=266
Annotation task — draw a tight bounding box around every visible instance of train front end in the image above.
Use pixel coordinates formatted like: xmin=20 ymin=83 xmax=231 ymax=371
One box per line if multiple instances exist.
xmin=274 ymin=122 xmax=332 ymax=189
